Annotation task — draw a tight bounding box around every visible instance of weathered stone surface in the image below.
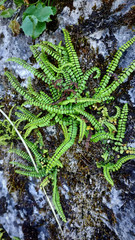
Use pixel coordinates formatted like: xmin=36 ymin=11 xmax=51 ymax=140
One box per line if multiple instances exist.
xmin=0 ymin=0 xmax=135 ymax=239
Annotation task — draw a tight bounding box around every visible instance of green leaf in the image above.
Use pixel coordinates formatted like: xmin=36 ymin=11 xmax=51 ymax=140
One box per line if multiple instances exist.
xmin=0 ymin=231 xmax=4 ymax=238
xmin=33 ymin=4 xmax=53 ymax=22
xmin=21 ymin=15 xmax=38 ymax=37
xmin=13 ymin=0 xmax=24 ymax=7
xmin=0 ymin=8 xmax=15 ymax=18
xmin=23 ymin=3 xmax=54 ymax=23
xmin=0 ymin=0 xmax=7 ymax=6
xmin=12 ymin=237 xmax=21 ymax=240
xmin=32 ymin=21 xmax=46 ymax=39
xmin=22 ymin=5 xmax=36 ymax=20
xmin=21 ymin=15 xmax=46 ymax=38
xmin=51 ymin=6 xmax=57 ymax=15
xmin=21 ymin=3 xmax=56 ymax=38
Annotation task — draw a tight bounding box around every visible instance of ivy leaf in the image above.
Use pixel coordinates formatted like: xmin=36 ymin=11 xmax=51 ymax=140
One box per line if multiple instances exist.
xmin=0 ymin=8 xmax=15 ymax=18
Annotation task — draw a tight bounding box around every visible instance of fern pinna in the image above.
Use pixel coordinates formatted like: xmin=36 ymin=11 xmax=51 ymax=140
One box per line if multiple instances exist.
xmin=3 ymin=29 xmax=135 ymax=221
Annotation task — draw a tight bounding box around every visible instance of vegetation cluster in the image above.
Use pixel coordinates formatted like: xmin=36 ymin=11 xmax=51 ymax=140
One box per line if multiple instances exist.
xmin=0 ymin=29 xmax=135 ymax=223
xmin=0 ymin=0 xmax=56 ymax=38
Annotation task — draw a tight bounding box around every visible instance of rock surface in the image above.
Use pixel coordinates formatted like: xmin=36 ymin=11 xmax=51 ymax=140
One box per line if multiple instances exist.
xmin=0 ymin=0 xmax=135 ymax=239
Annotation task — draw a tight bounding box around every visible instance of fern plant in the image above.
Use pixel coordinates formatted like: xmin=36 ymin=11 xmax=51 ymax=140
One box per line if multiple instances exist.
xmin=0 ymin=108 xmax=64 ymax=227
xmin=9 ymin=139 xmax=67 ymax=222
xmin=2 ymin=29 xmax=135 ymax=222
xmin=5 ymin=30 xmax=135 ymax=174
xmin=95 ymin=103 xmax=135 ymax=186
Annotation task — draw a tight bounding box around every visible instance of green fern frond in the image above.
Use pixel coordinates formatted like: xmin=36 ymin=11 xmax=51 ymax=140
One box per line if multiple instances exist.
xmin=94 ymin=36 xmax=135 ymax=96
xmin=96 ymin=60 xmax=135 ymax=98
xmin=52 ymin=169 xmax=66 ymax=222
xmin=24 ymin=139 xmax=47 ymax=167
xmin=103 ymin=163 xmax=114 ymax=186
xmin=45 ymin=119 xmax=77 ymax=174
xmin=76 ymin=67 xmax=101 ymax=97
xmin=40 ymin=176 xmax=50 ymax=188
xmin=29 ymin=47 xmax=60 ymax=101
xmin=33 ymin=40 xmax=81 ymax=89
xmin=9 ymin=148 xmax=31 ymax=162
xmin=101 ymin=106 xmax=121 ymax=123
xmin=97 ymin=154 xmax=135 ymax=186
xmin=112 ymin=155 xmax=135 ymax=171
xmin=10 ymin=161 xmax=35 ymax=171
xmin=7 ymin=57 xmax=46 ymax=81
xmin=104 ymin=163 xmax=114 ymax=186
xmin=97 ymin=161 xmax=115 ymax=186
xmin=0 ymin=134 xmax=11 ymax=145
xmin=53 ymin=185 xmax=66 ymax=222
xmin=84 ymin=67 xmax=101 ymax=81
xmin=4 ymin=71 xmax=39 ymax=104
xmin=14 ymin=169 xmax=42 ymax=178
xmin=0 ymin=105 xmax=20 ymax=145
xmin=70 ymin=114 xmax=86 ymax=143
xmin=31 ymin=89 xmax=53 ymax=105
xmin=41 ymin=40 xmax=68 ymax=62
xmin=15 ymin=106 xmax=41 ymax=122
xmin=4 ymin=29 xmax=135 ymax=223
xmin=9 ymin=139 xmax=50 ymax=178
xmin=116 ymin=103 xmax=128 ymax=142
xmin=90 ymin=131 xmax=116 ymax=143
xmin=60 ymin=122 xmax=68 ymax=139
xmin=75 ymin=108 xmax=103 ymax=131
xmin=108 ymin=106 xmax=121 ymax=122
xmin=24 ymin=113 xmax=55 ymax=138
xmin=32 ymin=43 xmax=63 ymax=65
xmin=62 ymin=29 xmax=83 ymax=83
xmin=78 ymin=118 xmax=87 ymax=143
xmin=27 ymin=80 xmax=54 ymax=104
xmin=5 ymin=72 xmax=60 ymax=110
xmin=58 ymin=97 xmax=103 ymax=106
xmin=102 ymin=121 xmax=117 ymax=134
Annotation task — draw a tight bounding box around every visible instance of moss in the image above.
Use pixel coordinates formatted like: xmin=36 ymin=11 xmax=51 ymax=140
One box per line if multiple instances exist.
xmin=54 ymin=0 xmax=74 ymax=14
xmin=122 ymin=6 xmax=135 ymax=30
xmin=7 ymin=166 xmax=27 ymax=195
xmin=92 ymin=223 xmax=119 ymax=240
xmin=22 ymin=221 xmax=38 ymax=240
